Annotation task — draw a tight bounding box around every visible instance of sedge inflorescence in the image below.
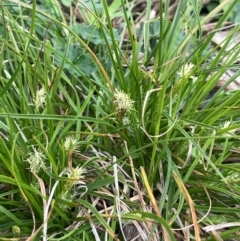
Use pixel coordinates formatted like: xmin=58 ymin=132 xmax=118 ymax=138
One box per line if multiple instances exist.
xmin=24 ymin=147 xmax=46 ymax=174
xmin=34 ymin=87 xmax=46 ymax=111
xmin=114 ymin=89 xmax=135 ymax=113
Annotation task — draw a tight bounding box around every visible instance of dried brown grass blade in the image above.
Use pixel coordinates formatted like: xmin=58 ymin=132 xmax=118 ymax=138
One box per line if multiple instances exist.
xmin=172 ymin=171 xmax=201 ymax=241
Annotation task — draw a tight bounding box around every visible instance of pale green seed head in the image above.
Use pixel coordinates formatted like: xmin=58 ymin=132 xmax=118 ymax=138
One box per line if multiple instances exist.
xmin=114 ymin=89 xmax=135 ymax=113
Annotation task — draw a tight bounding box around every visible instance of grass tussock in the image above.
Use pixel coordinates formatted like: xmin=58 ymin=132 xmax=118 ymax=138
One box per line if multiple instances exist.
xmin=0 ymin=0 xmax=240 ymax=240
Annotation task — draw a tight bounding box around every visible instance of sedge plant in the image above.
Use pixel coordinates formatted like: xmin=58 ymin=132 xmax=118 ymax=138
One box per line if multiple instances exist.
xmin=0 ymin=0 xmax=240 ymax=240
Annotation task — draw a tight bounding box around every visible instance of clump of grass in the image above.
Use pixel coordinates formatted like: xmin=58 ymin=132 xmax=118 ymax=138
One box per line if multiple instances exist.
xmin=0 ymin=0 xmax=240 ymax=240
